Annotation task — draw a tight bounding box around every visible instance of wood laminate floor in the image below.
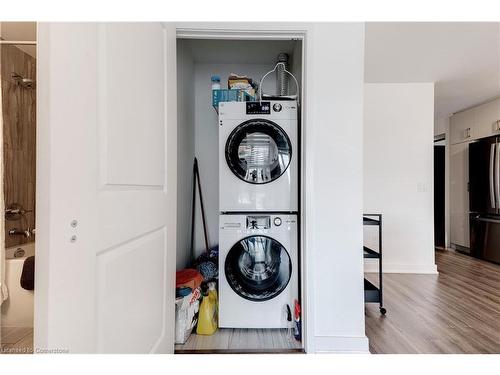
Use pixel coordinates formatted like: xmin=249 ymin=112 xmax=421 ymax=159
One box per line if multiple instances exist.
xmin=175 ymin=328 xmax=303 ymax=353
xmin=1 ymin=327 xmax=33 ymax=354
xmin=365 ymin=249 xmax=500 ymax=354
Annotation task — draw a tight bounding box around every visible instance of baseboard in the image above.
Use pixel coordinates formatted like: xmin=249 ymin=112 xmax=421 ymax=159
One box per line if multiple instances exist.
xmin=313 ymin=335 xmax=370 ymax=354
xmin=364 ymin=261 xmax=438 ymax=274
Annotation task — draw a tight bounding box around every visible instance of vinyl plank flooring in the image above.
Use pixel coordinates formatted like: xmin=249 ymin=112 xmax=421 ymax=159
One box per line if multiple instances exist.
xmin=1 ymin=327 xmax=33 ymax=354
xmin=366 ymin=249 xmax=500 ymax=354
xmin=175 ymin=328 xmax=302 ymax=353
xmin=1 ymin=327 xmax=32 ymax=345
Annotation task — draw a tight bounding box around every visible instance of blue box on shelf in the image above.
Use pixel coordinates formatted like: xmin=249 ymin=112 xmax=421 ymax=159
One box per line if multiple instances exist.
xmin=212 ymin=89 xmax=255 ymax=109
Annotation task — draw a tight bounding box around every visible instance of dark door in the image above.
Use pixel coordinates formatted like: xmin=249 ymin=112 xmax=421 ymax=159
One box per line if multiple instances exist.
xmin=469 ymin=136 xmax=498 ymax=215
xmin=224 ymin=235 xmax=292 ymax=302
xmin=225 ymin=119 xmax=292 ymax=184
xmin=434 ymin=145 xmax=445 ymax=247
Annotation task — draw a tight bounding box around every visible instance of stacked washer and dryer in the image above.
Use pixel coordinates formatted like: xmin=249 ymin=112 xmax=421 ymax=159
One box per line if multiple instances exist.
xmin=218 ymin=100 xmax=299 ymax=329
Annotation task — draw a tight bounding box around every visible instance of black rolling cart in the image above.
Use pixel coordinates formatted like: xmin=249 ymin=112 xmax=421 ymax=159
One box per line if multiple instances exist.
xmin=363 ymin=214 xmax=386 ymax=315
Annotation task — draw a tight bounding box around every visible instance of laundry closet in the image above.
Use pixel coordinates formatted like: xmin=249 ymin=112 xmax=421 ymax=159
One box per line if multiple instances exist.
xmin=175 ymin=37 xmax=304 ymax=353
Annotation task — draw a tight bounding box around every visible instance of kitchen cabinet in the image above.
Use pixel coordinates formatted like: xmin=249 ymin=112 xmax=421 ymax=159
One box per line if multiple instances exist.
xmin=474 ymin=98 xmax=500 ymax=140
xmin=450 ymin=98 xmax=500 ymax=145
xmin=450 ymin=109 xmax=474 ymax=145
xmin=449 ymin=142 xmax=470 ymax=249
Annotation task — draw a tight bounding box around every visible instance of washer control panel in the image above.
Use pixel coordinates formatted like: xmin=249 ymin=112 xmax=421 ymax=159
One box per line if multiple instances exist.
xmin=273 ymin=217 xmax=282 ymax=226
xmin=246 ymin=216 xmax=271 ymax=229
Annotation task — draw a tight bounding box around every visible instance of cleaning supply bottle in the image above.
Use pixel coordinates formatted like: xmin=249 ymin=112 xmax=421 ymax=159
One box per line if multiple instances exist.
xmin=294 ymin=299 xmax=301 ymax=341
xmin=196 ymin=282 xmax=218 ymax=335
xmin=211 ymin=75 xmax=221 ymax=91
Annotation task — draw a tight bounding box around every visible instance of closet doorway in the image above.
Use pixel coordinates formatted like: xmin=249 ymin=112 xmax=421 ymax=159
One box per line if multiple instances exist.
xmin=174 ymin=28 xmax=308 ymax=354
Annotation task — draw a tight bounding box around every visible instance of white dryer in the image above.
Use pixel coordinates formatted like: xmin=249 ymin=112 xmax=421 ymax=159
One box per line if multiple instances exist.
xmin=219 ymin=214 xmax=298 ymax=328
xmin=219 ymin=101 xmax=298 ymax=212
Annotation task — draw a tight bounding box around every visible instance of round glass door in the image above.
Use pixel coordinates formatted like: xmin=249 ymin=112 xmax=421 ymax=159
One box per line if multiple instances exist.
xmin=224 ymin=235 xmax=292 ymax=302
xmin=225 ymin=119 xmax=292 ymax=184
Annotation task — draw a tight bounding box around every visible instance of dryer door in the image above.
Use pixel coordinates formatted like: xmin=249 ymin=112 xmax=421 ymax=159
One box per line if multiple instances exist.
xmin=225 ymin=119 xmax=292 ymax=184
xmin=224 ymin=235 xmax=292 ymax=302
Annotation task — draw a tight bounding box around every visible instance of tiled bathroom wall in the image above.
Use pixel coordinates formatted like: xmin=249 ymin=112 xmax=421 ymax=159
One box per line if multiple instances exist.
xmin=1 ymin=44 xmax=36 ymax=248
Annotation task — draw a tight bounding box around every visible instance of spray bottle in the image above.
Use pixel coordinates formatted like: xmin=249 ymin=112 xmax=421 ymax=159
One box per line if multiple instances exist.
xmin=294 ymin=299 xmax=301 ymax=341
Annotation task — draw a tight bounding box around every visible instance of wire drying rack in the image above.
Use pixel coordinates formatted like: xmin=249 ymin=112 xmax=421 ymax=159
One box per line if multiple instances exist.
xmin=259 ymin=62 xmax=300 ymax=104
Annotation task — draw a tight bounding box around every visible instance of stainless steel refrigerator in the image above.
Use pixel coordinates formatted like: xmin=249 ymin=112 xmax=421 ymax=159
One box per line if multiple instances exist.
xmin=469 ymin=136 xmax=500 ymax=264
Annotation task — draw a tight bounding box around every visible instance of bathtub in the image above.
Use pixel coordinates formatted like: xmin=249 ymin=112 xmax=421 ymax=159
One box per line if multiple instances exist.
xmin=1 ymin=242 xmax=35 ymax=329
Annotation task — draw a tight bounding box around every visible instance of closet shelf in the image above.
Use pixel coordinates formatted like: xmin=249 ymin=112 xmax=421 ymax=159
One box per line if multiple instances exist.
xmin=363 ymin=216 xmax=380 ymax=225
xmin=364 ymin=278 xmax=380 ymax=303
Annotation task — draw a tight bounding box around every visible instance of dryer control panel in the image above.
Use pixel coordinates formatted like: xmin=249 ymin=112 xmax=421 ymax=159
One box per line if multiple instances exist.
xmin=246 ymin=101 xmax=270 ymax=115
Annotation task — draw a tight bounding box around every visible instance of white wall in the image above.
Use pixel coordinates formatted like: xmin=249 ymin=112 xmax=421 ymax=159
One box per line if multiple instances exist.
xmin=304 ymin=23 xmax=368 ymax=353
xmin=364 ymin=83 xmax=438 ymax=274
xmin=176 ymin=42 xmax=195 ymax=269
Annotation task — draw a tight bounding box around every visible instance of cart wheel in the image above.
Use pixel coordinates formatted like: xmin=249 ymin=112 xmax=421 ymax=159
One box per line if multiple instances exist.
xmin=379 ymin=307 xmax=387 ymax=315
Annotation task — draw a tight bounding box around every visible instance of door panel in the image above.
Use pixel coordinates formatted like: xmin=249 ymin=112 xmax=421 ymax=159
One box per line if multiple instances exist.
xmin=224 ymin=235 xmax=292 ymax=302
xmin=100 ymin=24 xmax=166 ymax=187
xmin=96 ymin=228 xmax=166 ymax=353
xmin=225 ymin=119 xmax=292 ymax=184
xmin=35 ymin=22 xmax=176 ymax=353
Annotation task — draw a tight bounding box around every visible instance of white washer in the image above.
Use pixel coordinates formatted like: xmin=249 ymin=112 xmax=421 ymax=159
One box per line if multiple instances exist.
xmin=219 ymin=101 xmax=298 ymax=212
xmin=219 ymin=214 xmax=298 ymax=328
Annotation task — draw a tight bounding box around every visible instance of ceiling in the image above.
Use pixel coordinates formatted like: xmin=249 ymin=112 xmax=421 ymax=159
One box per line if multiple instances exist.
xmin=364 ymin=22 xmax=500 ymax=127
xmin=179 ymin=39 xmax=299 ymax=64
xmin=2 ymin=22 xmax=498 ymax=129
xmin=0 ymin=22 xmax=36 ymax=57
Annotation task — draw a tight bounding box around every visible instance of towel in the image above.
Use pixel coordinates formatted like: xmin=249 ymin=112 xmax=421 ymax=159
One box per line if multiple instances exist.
xmin=20 ymin=256 xmax=35 ymax=291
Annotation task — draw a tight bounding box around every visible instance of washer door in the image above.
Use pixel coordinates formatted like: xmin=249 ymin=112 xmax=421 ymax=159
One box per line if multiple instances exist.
xmin=225 ymin=235 xmax=292 ymax=302
xmin=225 ymin=119 xmax=292 ymax=184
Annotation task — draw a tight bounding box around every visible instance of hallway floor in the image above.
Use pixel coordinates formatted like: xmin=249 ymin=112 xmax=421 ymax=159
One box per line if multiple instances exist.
xmin=365 ymin=249 xmax=500 ymax=353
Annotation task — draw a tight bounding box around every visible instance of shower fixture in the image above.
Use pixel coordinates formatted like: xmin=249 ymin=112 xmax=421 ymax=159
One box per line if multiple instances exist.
xmin=11 ymin=72 xmax=36 ymax=89
xmin=5 ymin=203 xmax=33 ymax=221
xmin=8 ymin=228 xmax=32 ymax=238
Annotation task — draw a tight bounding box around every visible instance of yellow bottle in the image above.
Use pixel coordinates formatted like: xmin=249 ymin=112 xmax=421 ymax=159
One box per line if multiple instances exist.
xmin=196 ymin=282 xmax=218 ymax=335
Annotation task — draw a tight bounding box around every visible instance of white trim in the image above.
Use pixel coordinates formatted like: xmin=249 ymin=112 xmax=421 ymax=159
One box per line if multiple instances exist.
xmin=34 ymin=21 xmax=51 ymax=351
xmin=176 ymin=28 xmax=306 ymax=40
xmin=302 ymin=25 xmax=315 ymax=355
xmin=364 ymin=261 xmax=438 ymax=274
xmin=313 ymin=335 xmax=370 ymax=354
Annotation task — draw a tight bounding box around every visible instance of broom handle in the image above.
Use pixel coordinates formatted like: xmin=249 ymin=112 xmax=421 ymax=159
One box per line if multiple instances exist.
xmin=194 ymin=158 xmax=210 ymax=254
xmin=190 ymin=159 xmax=197 ymax=261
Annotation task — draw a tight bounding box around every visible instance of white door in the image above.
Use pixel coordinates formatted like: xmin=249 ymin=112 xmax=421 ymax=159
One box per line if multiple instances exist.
xmin=35 ymin=23 xmax=177 ymax=353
